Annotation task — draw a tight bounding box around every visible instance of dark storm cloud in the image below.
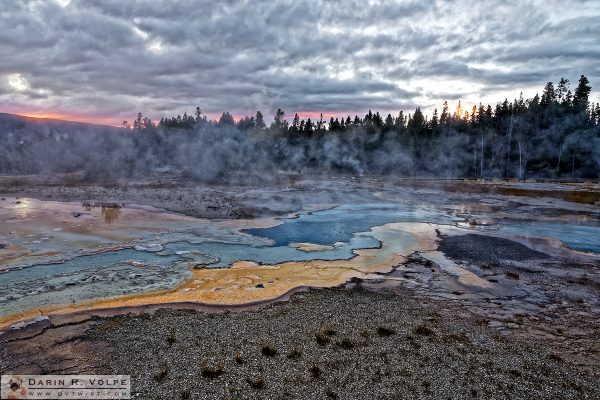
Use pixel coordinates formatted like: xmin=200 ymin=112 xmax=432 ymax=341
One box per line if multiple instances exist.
xmin=0 ymin=0 xmax=598 ymax=123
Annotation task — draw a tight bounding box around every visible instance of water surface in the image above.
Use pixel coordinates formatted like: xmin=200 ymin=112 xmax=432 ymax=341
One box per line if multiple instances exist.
xmin=499 ymin=221 xmax=600 ymax=254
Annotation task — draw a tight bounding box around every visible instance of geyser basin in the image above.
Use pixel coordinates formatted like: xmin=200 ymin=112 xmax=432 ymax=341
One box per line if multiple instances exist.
xmin=1 ymin=191 xmax=598 ymax=330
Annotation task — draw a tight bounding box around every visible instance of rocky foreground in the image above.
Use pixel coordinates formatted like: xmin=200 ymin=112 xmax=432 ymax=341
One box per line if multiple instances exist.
xmin=0 ymin=285 xmax=598 ymax=400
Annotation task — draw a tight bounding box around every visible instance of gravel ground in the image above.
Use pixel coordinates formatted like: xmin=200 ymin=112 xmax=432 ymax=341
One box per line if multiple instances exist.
xmin=79 ymin=286 xmax=598 ymax=400
xmin=0 ymin=183 xmax=254 ymax=219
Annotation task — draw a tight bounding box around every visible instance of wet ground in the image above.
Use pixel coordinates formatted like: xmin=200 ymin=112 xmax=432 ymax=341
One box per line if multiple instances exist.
xmin=0 ymin=176 xmax=599 ymax=398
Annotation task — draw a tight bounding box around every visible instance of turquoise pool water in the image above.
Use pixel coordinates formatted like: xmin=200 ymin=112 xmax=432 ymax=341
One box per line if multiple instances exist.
xmin=243 ymin=203 xmax=459 ymax=246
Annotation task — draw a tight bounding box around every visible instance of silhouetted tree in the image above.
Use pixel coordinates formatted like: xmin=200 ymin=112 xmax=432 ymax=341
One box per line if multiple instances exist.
xmin=573 ymin=75 xmax=591 ymax=111
xmin=218 ymin=112 xmax=235 ymax=126
xmin=541 ymin=82 xmax=556 ymax=108
xmin=255 ymin=111 xmax=266 ymax=130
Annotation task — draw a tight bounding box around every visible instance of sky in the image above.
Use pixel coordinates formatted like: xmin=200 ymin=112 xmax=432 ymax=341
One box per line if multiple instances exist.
xmin=1 ymin=0 xmax=599 ymax=125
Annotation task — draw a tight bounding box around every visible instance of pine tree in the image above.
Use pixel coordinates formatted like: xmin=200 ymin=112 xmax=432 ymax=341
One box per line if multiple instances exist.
xmin=373 ymin=111 xmax=383 ymax=128
xmin=304 ymin=118 xmax=313 ymax=134
xmin=143 ymin=117 xmax=153 ymax=129
xmin=291 ymin=113 xmax=300 ymax=133
xmin=408 ymin=107 xmax=425 ymax=134
xmin=255 ymin=111 xmax=266 ymax=130
xmin=485 ymin=105 xmax=492 ymax=126
xmin=541 ymin=82 xmax=556 ymax=108
xmin=218 ymin=112 xmax=234 ymax=126
xmin=271 ymin=108 xmax=286 ymax=131
xmin=515 ymin=92 xmax=525 ymax=113
xmin=440 ymin=101 xmax=449 ymax=125
xmin=556 ymin=78 xmax=569 ymax=104
xmin=384 ymin=113 xmax=394 ymax=130
xmin=573 ymin=74 xmax=591 ymax=111
xmin=134 ymin=112 xmax=143 ymax=130
xmin=431 ymin=109 xmax=439 ymax=130
xmin=454 ymin=101 xmax=463 ymax=120
xmin=395 ymin=111 xmax=406 ymax=128
xmin=477 ymin=103 xmax=485 ymax=126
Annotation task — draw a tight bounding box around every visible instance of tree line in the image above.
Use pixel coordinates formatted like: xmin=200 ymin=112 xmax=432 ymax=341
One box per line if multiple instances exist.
xmin=1 ymin=75 xmax=598 ymax=182
xmin=123 ymin=74 xmax=599 ymax=179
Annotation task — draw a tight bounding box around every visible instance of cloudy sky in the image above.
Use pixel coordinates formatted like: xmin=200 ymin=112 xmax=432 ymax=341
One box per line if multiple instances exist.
xmin=1 ymin=0 xmax=599 ymax=125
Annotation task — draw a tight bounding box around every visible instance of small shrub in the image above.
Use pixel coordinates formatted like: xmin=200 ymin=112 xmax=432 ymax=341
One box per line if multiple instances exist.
xmin=414 ymin=325 xmax=434 ymax=336
xmin=322 ymin=327 xmax=336 ymax=336
xmin=309 ymin=365 xmax=321 ymax=379
xmin=506 ymin=271 xmax=520 ymax=280
xmin=475 ymin=318 xmax=489 ymax=327
xmin=201 ymin=362 xmax=224 ymax=379
xmin=480 ymin=262 xmax=500 ymax=270
xmin=287 ymin=349 xmax=302 ymax=360
xmin=315 ymin=331 xmax=331 ymax=346
xmin=336 ymin=338 xmax=355 ymax=350
xmin=377 ymin=326 xmax=395 ymax=337
xmin=261 ymin=343 xmax=277 ymax=357
xmin=246 ymin=376 xmax=265 ymax=389
xmin=547 ymin=353 xmax=563 ymax=362
xmin=406 ymin=334 xmax=421 ymax=349
xmin=153 ymin=364 xmax=169 ymax=382
xmin=442 ymin=333 xmax=469 ymax=343
xmin=166 ymin=333 xmax=176 ymax=346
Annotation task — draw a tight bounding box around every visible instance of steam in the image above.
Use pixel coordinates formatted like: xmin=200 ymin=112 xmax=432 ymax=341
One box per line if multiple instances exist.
xmin=0 ymin=110 xmax=598 ymax=184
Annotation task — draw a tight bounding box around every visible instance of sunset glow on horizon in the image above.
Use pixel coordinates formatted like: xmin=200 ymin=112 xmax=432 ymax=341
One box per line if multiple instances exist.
xmin=8 ymin=111 xmax=121 ymax=126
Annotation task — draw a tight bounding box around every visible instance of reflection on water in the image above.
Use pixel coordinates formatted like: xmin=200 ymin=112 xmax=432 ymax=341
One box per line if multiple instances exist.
xmin=101 ymin=206 xmax=120 ymax=223
xmin=13 ymin=198 xmax=33 ymax=218
xmin=499 ymin=221 xmax=600 ymax=254
xmin=82 ymin=201 xmax=121 ymax=224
